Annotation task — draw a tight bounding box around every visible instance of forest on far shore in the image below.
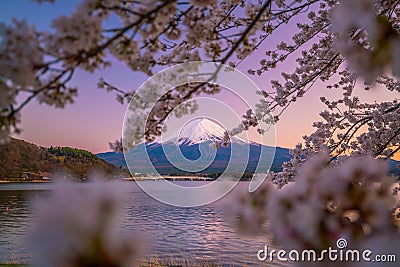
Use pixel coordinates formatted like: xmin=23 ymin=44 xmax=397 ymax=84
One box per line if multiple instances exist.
xmin=0 ymin=138 xmax=127 ymax=181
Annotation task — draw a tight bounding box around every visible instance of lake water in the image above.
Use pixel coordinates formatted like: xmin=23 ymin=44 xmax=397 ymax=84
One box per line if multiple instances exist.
xmin=0 ymin=182 xmax=285 ymax=266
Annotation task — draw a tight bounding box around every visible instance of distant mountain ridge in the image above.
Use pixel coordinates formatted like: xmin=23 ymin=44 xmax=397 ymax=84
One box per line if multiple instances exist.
xmin=97 ymin=118 xmax=400 ymax=177
xmin=0 ymin=138 xmax=126 ymax=181
xmin=98 ymin=146 xmax=400 ymax=177
xmin=97 ymin=144 xmax=291 ymax=176
xmin=98 ymin=118 xmax=290 ymax=176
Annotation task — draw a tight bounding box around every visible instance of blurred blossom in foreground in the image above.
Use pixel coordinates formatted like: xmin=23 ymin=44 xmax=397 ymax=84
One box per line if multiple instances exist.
xmin=331 ymin=0 xmax=400 ymax=83
xmin=227 ymin=153 xmax=400 ymax=265
xmin=29 ymin=181 xmax=144 ymax=267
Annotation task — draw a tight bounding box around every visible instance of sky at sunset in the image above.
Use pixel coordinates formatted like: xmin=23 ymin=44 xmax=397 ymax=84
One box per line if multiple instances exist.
xmin=1 ymin=1 xmax=398 ymax=155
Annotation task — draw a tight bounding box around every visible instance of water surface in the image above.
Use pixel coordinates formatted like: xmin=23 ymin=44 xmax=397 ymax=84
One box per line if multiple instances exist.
xmin=0 ymin=182 xmax=284 ymax=266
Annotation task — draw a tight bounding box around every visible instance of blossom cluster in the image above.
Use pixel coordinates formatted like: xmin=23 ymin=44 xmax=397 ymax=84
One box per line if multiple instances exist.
xmin=331 ymin=0 xmax=400 ymax=84
xmin=29 ymin=181 xmax=144 ymax=267
xmin=248 ymin=0 xmax=400 ymax=153
xmin=229 ymin=153 xmax=400 ymax=256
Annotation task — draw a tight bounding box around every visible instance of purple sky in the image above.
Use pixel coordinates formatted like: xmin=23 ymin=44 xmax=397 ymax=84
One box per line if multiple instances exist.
xmin=2 ymin=1 xmax=398 ymax=154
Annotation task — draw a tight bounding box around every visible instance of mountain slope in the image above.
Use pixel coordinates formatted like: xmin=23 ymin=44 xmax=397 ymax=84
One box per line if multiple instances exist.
xmin=0 ymin=138 xmax=126 ymax=181
xmin=98 ymin=118 xmax=291 ymax=176
xmin=98 ymin=146 xmax=400 ymax=176
xmin=98 ymin=118 xmax=400 ymax=177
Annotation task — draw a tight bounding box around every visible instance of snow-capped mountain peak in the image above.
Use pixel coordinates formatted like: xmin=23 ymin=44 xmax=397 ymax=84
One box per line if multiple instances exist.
xmin=163 ymin=118 xmax=247 ymax=145
xmin=178 ymin=118 xmax=226 ymax=143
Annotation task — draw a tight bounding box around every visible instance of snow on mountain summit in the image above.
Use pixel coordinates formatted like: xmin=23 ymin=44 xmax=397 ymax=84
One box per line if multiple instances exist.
xmin=178 ymin=118 xmax=226 ymax=143
xmin=165 ymin=118 xmax=247 ymax=145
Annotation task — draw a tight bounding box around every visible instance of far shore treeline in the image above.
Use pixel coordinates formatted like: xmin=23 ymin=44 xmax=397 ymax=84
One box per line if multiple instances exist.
xmin=0 ymin=138 xmax=127 ymax=181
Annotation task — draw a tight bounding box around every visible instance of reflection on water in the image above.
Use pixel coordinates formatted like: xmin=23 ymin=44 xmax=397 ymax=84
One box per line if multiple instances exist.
xmin=0 ymin=182 xmax=284 ymax=266
xmin=0 ymin=188 xmax=43 ymax=263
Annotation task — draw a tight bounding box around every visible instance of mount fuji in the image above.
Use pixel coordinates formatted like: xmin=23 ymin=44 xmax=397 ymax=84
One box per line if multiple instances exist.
xmin=98 ymin=118 xmax=293 ymax=177
xmin=98 ymin=118 xmax=400 ymax=177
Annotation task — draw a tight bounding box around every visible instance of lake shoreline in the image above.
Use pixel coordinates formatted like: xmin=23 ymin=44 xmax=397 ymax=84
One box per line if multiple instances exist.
xmin=0 ymin=176 xmax=241 ymax=183
xmin=0 ymin=180 xmax=50 ymax=184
